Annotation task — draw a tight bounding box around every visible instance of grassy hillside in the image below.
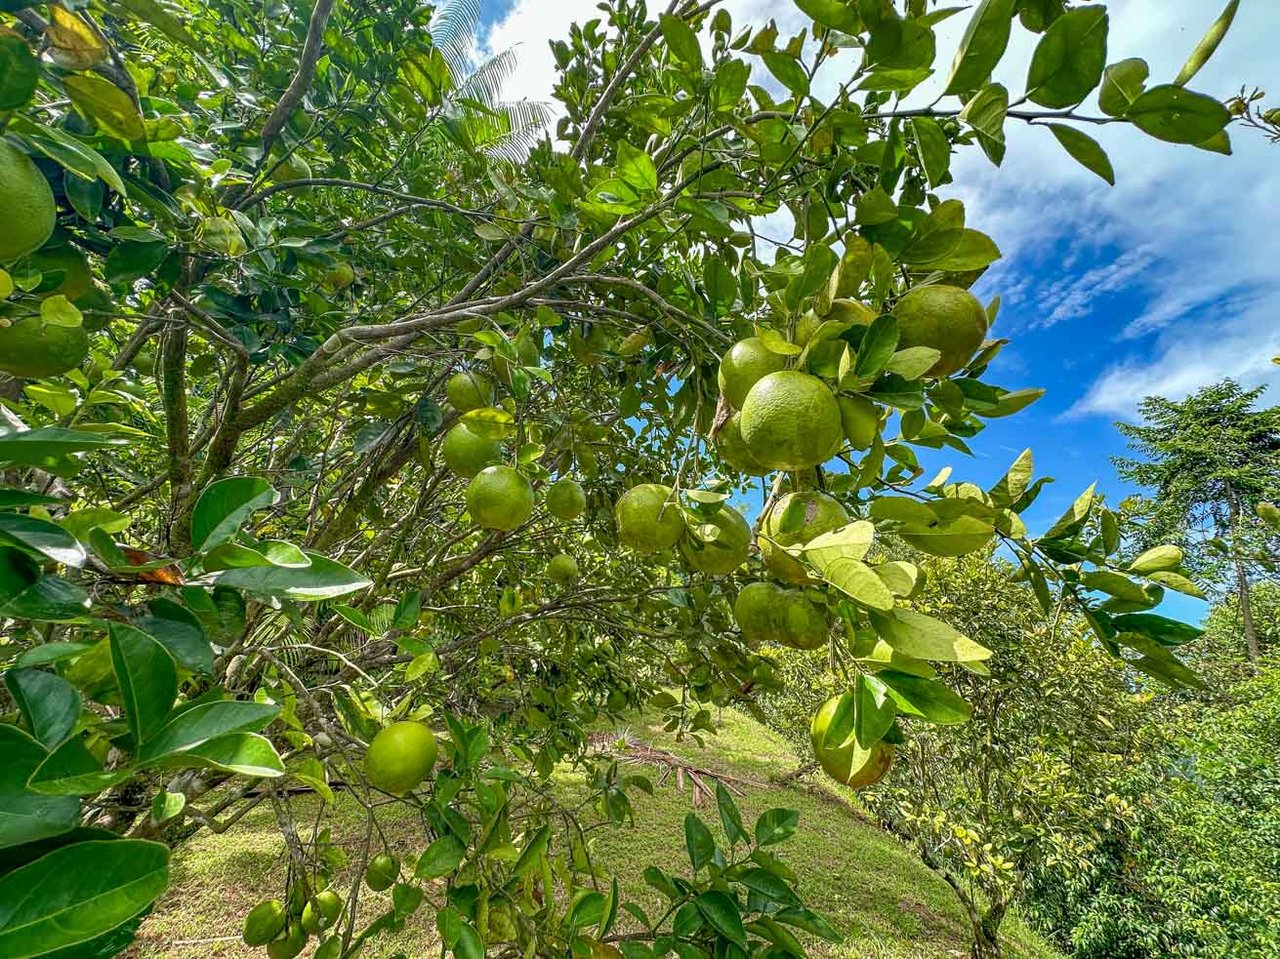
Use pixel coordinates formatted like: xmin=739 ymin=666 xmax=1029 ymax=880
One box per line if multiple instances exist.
xmin=129 ymin=710 xmax=1062 ymax=959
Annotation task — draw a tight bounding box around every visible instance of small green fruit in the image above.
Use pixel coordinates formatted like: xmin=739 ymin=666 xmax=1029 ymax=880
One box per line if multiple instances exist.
xmin=364 ymin=853 xmax=400 ymax=892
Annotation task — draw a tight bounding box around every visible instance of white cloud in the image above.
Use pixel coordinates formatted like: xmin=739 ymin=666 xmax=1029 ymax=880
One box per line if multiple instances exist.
xmin=480 ymin=0 xmax=1280 ymax=418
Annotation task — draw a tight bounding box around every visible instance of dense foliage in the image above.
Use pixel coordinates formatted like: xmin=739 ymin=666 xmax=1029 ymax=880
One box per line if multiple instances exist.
xmin=0 ymin=1 xmax=1256 ymax=959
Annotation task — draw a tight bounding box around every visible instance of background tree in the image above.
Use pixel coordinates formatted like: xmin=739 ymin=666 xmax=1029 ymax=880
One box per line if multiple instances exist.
xmin=1114 ymin=379 xmax=1280 ymax=660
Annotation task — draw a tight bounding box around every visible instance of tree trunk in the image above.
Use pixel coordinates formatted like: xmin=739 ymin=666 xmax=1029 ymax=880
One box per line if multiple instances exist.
xmin=1226 ymin=483 xmax=1260 ymax=660
xmin=970 ymin=922 xmax=1002 ymax=959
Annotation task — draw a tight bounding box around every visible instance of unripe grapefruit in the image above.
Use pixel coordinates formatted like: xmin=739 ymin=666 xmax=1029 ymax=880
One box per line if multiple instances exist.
xmin=810 ymin=695 xmax=894 ymax=789
xmin=547 ymin=552 xmax=579 ymax=586
xmin=364 ymin=720 xmax=438 ymax=795
xmin=717 ymin=337 xmax=786 ymax=410
xmin=734 ymin=581 xmax=784 ymax=645
xmin=0 ymin=140 xmax=55 ymax=261
xmin=546 ymin=478 xmax=586 ymax=520
xmin=266 ymin=924 xmax=307 ymax=959
xmin=0 ymin=316 xmax=89 ymax=378
xmin=441 ymin=422 xmax=500 ymax=477
xmin=300 ymin=889 xmax=342 ymax=934
xmin=714 ymin=413 xmax=770 ymax=476
xmin=323 ymin=261 xmax=355 ymax=292
xmin=680 ymin=505 xmax=751 ymax=575
xmin=466 ymin=465 xmax=534 ymax=531
xmin=892 ymin=285 xmax=988 ymax=377
xmin=272 ymin=152 xmax=311 ymax=184
xmin=364 ymin=853 xmax=399 ymax=892
xmin=615 ymin=483 xmax=684 ymax=553
xmin=761 ymin=491 xmax=849 ymax=584
xmin=447 ymin=370 xmax=494 ymax=412
xmin=27 ymin=245 xmax=92 ymax=300
xmin=776 ymin=590 xmax=828 ymax=650
xmin=739 ymin=371 xmax=842 ymax=471
xmin=242 ymin=899 xmax=287 ymax=946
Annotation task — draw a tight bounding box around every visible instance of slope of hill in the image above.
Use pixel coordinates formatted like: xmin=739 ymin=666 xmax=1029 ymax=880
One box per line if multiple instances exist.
xmin=129 ymin=709 xmax=1062 ymax=959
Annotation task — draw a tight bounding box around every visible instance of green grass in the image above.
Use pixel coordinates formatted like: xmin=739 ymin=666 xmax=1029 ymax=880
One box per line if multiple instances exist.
xmin=128 ymin=710 xmax=1062 ymax=959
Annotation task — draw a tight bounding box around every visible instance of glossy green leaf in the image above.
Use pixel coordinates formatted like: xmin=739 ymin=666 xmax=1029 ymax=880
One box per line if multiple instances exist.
xmin=0 ymin=725 xmax=79 ymax=849
xmin=1047 ymin=124 xmax=1114 ymax=185
xmin=1025 ymin=6 xmax=1108 ymax=108
xmin=108 ymin=624 xmax=177 ymax=747
xmin=1174 ymin=0 xmax=1238 ymax=86
xmin=137 ymin=701 xmax=279 ymax=763
xmin=684 ymin=813 xmax=715 ymax=870
xmin=1098 ymin=57 xmax=1149 ymax=117
xmin=958 ymin=83 xmax=1008 ymax=165
xmin=944 ymin=0 xmax=1015 ymax=95
xmin=870 ymin=608 xmax=993 ymax=662
xmin=659 ymin=14 xmax=702 ymax=69
xmin=64 ymin=74 xmax=147 ymax=141
xmin=1127 ymin=85 xmax=1231 ymax=145
xmin=0 ymin=32 xmax=38 ymax=110
xmin=762 ymin=53 xmax=810 ymax=97
xmin=876 ymin=671 xmax=973 ymax=724
xmin=416 ymin=834 xmax=467 ymax=879
xmin=0 ymin=548 xmax=91 ymax=622
xmin=754 ymin=808 xmax=799 ymax=847
xmin=213 ymin=552 xmax=371 ymax=601
xmin=0 ymin=839 xmax=169 ymax=958
xmin=696 ymin=891 xmax=746 ymax=944
xmin=4 ymin=669 xmax=80 ymax=749
xmin=0 ymin=515 xmax=84 ymax=569
xmin=27 ymin=737 xmax=134 ymax=796
xmin=190 ymin=476 xmax=277 ymax=552
xmin=160 ymin=732 xmax=284 ymax=777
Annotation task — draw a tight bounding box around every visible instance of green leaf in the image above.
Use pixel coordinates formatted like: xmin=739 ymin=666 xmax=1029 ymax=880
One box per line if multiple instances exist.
xmin=855 ymin=187 xmax=898 ymax=225
xmin=737 ymin=868 xmax=801 ymax=907
xmin=27 ymin=737 xmax=134 ymax=795
xmin=1127 ymin=84 xmax=1232 ymax=145
xmin=64 ymin=74 xmax=147 ymax=141
xmin=0 ymin=32 xmax=38 ymax=110
xmin=0 ymin=489 xmax=63 ymax=511
xmin=40 ymin=295 xmax=83 ymax=328
xmin=885 ymin=346 xmax=942 ymax=379
xmin=151 ymin=791 xmax=186 ymax=824
xmin=756 ymin=328 xmax=803 ymax=356
xmin=417 ymin=834 xmax=467 ymax=879
xmin=773 ymin=906 xmax=842 ymax=942
xmin=821 ymin=557 xmax=894 ymax=611
xmin=854 ymin=674 xmax=897 ymax=746
xmin=754 ymin=808 xmax=799 ymax=847
xmin=928 ymin=229 xmax=1001 ymax=271
xmin=1025 ymin=6 xmax=1108 ymax=108
xmin=875 ymin=671 xmax=972 ymax=724
xmin=869 ymin=608 xmax=993 ymax=662
xmin=134 ymin=599 xmax=214 ymax=675
xmin=0 ymin=427 xmax=127 ymax=474
xmin=959 ymin=83 xmax=1008 ymax=165
xmin=616 ymin=141 xmax=658 ymax=194
xmin=910 ymin=118 xmax=951 ymax=188
xmin=802 ymin=520 xmax=876 ymax=569
xmin=1111 ymin=613 xmax=1203 ymax=647
xmin=1047 ymin=124 xmax=1114 ymax=185
xmin=898 ymin=514 xmax=995 ymax=557
xmin=1043 ymin=482 xmax=1095 ymax=538
xmin=190 ymin=476 xmax=277 ymax=552
xmin=137 ymin=701 xmax=279 ymax=763
xmin=17 ymin=124 xmax=128 ymax=196
xmin=762 ymin=53 xmax=810 ymax=97
xmin=0 ymin=514 xmax=85 ymax=568
xmin=4 ymin=669 xmax=80 ymax=749
xmin=659 ymin=14 xmax=703 ymax=69
xmin=511 ymin=824 xmax=550 ymax=879
xmin=165 ymin=733 xmax=284 ymax=776
xmin=1174 ymin=0 xmax=1238 ymax=86
xmin=1146 ymin=570 xmax=1204 ymax=599
xmin=684 ymin=813 xmax=716 ymax=870
xmin=213 ymin=553 xmax=371 ymax=601
xmin=710 ymin=58 xmax=750 ymax=112
xmin=1081 ymin=570 xmax=1149 ymax=603
xmin=794 ymin=0 xmax=861 ymax=33
xmin=108 ymin=623 xmax=177 ymax=747
xmin=715 ymin=781 xmax=749 ymax=847
xmin=0 ymin=551 xmax=91 ymax=623
xmin=944 ymin=0 xmax=1015 ymax=95
xmin=695 ymin=891 xmax=746 ymax=945
xmin=989 ymin=448 xmax=1033 ymax=507
xmin=1098 ymin=58 xmax=1149 ymax=117
xmin=0 ymin=839 xmax=169 ymax=958
xmin=460 ymin=406 xmax=515 ymax=440
xmin=0 ymin=725 xmax=79 ymax=849
xmin=855 ymin=314 xmax=899 ymax=381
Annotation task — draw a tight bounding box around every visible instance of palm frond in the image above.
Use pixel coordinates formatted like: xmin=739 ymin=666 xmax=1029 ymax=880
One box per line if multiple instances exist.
xmin=456 ymin=46 xmax=519 ymax=109
xmin=430 ymin=0 xmax=481 ymax=78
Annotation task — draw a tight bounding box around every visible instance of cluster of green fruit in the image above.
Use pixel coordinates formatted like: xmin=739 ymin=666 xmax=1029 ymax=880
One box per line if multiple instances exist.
xmin=614 ymin=483 xmax=752 ymax=576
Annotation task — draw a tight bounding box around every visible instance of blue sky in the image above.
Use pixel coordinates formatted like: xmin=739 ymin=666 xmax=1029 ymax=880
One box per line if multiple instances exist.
xmin=472 ymin=0 xmax=1280 ymax=621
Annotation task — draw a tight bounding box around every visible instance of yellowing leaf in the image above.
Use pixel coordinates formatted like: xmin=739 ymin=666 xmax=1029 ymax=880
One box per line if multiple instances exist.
xmin=46 ymin=5 xmax=109 ymax=69
xmin=64 ymin=75 xmax=146 ymax=142
xmin=41 ymin=295 xmax=84 ymax=328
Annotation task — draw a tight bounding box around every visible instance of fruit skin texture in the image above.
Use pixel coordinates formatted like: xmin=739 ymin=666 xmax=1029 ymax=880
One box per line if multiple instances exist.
xmin=714 ymin=413 xmax=770 ymax=476
xmin=718 ymin=337 xmax=786 ymax=410
xmin=680 ymin=506 xmax=752 ymax=575
xmin=892 ymin=284 xmax=989 ymax=378
xmin=364 ymin=720 xmax=438 ymax=795
xmin=446 ymin=370 xmax=494 ymax=412
xmin=0 ymin=140 xmax=55 ymax=261
xmin=734 ymin=581 xmax=784 ymax=645
xmin=546 ymin=478 xmax=587 ymax=520
xmin=323 ymin=261 xmax=355 ymax=292
xmin=547 ymin=552 xmax=579 ymax=586
xmin=761 ymin=491 xmax=849 ymax=585
xmin=0 ymin=317 xmax=89 ymax=378
xmin=441 ymin=422 xmax=500 ymax=477
xmin=615 ymin=483 xmax=684 ymax=553
xmin=242 ymin=899 xmax=287 ymax=946
xmin=776 ymin=590 xmax=828 ymax=650
xmin=364 ymin=854 xmax=399 ymax=892
xmin=739 ymin=371 xmax=843 ymax=471
xmin=301 ymin=889 xmax=343 ymax=934
xmin=467 ymin=466 xmax=534 ymax=531
xmin=266 ymin=924 xmax=307 ymax=959
xmin=810 ymin=696 xmax=895 ymax=789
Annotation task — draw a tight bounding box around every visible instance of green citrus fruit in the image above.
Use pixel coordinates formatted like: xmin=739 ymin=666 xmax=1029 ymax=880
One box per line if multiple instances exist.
xmin=0 ymin=140 xmax=55 ymax=261
xmin=441 ymin=422 xmax=500 ymax=477
xmin=776 ymin=590 xmax=828 ymax=650
xmin=466 ymin=465 xmax=534 ymax=531
xmin=810 ymin=696 xmax=894 ymax=789
xmin=323 ymin=261 xmax=355 ymax=291
xmin=760 ymin=491 xmax=849 ymax=585
xmin=714 ymin=412 xmax=769 ymax=476
xmin=272 ymin=152 xmax=311 ymax=184
xmin=838 ymin=394 xmax=881 ymax=451
xmin=364 ymin=853 xmax=399 ymax=892
xmin=680 ymin=505 xmax=751 ymax=576
xmin=364 ymin=720 xmax=438 ymax=795
xmin=717 ymin=337 xmax=787 ymax=410
xmin=0 ymin=317 xmax=89 ymax=378
xmin=447 ymin=370 xmax=494 ymax=412
xmin=825 ymin=299 xmax=877 ymax=326
xmin=546 ymin=478 xmax=586 ymax=520
xmin=733 ymin=581 xmax=784 ymax=645
xmin=243 ymin=899 xmax=288 ymax=946
xmin=569 ymin=323 xmax=611 ymax=365
xmin=547 ymin=552 xmax=580 ymax=586
xmin=892 ymin=285 xmax=988 ymax=378
xmin=615 ymin=483 xmax=684 ymax=553
xmin=739 ymin=371 xmax=843 ymax=471
xmin=266 ymin=924 xmax=307 ymax=959
xmin=315 ymin=937 xmax=343 ymax=959
xmin=301 ymin=889 xmax=342 ymax=934
xmin=27 ymin=245 xmax=92 ymax=300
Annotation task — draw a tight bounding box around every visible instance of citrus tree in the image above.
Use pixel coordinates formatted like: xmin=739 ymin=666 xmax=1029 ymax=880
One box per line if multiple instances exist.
xmin=0 ymin=1 xmax=1247 ymax=957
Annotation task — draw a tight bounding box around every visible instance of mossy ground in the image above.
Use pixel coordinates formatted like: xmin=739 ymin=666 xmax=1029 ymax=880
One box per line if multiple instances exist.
xmin=128 ymin=710 xmax=1061 ymax=959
